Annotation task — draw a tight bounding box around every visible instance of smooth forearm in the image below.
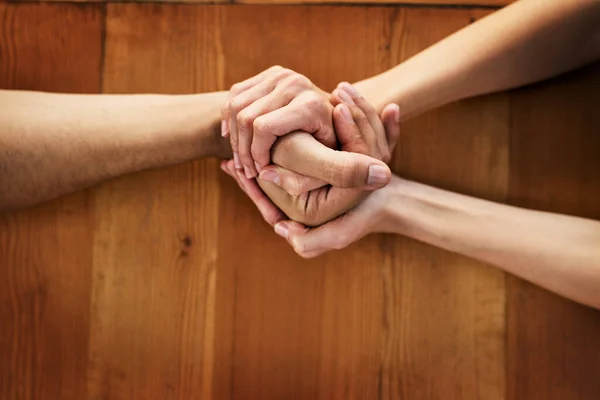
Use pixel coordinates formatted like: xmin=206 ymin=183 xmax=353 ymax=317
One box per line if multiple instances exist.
xmin=0 ymin=90 xmax=230 ymax=211
xmin=382 ymin=177 xmax=600 ymax=309
xmin=356 ymin=0 xmax=600 ymax=118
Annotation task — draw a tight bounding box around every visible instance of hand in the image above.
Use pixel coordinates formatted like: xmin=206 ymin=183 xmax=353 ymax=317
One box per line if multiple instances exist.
xmin=223 ymin=66 xmax=391 ymax=191
xmin=272 ymin=176 xmax=401 ymax=258
xmin=221 ymin=84 xmax=400 ymax=227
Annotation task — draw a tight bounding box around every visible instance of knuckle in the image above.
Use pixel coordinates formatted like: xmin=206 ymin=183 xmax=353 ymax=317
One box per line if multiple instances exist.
xmin=292 ymin=239 xmax=307 ymax=256
xmin=293 ymin=74 xmax=312 ymax=87
xmin=304 ymin=94 xmax=324 ymax=110
xmin=229 ymin=97 xmax=245 ymax=113
xmin=253 ymin=116 xmax=271 ymax=135
xmin=269 ymin=65 xmax=285 ymax=73
xmin=284 ymin=73 xmax=311 ymax=88
xmin=332 ymin=159 xmax=359 ymax=188
xmin=283 ymin=177 xmax=303 ymax=196
xmin=229 ymin=96 xmax=246 ymax=114
xmin=230 ymin=82 xmax=244 ymax=95
xmin=236 ymin=111 xmax=254 ymax=130
xmin=332 ymin=235 xmax=349 ymax=250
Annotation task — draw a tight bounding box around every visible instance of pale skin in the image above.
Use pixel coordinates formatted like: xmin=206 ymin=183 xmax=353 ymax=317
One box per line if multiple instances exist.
xmin=224 ymin=0 xmax=600 ymax=309
xmin=0 ymin=91 xmax=390 ymax=213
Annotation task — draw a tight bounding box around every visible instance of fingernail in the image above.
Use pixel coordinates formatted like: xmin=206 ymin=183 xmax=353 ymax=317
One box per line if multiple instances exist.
xmin=338 ymin=89 xmax=355 ymax=105
xmin=259 ymin=170 xmax=280 ymax=185
xmin=342 ymin=82 xmax=360 ymax=98
xmin=274 ymin=223 xmax=289 ymax=239
xmin=367 ymin=164 xmax=389 ymax=188
xmin=244 ymin=165 xmax=253 ymax=179
xmin=233 ymin=152 xmax=241 ymax=169
xmin=221 ymin=120 xmax=228 ymax=137
xmin=340 ymin=104 xmax=352 ymax=121
xmin=392 ymin=104 xmax=400 ymax=122
xmin=254 ymin=162 xmax=262 ymax=173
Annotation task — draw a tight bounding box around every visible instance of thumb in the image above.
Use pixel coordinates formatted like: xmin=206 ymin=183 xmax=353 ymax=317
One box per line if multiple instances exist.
xmin=271 ymin=132 xmax=391 ymax=190
xmin=381 ymin=103 xmax=401 ymax=153
xmin=273 ymin=216 xmax=356 ymax=258
xmin=259 ymin=165 xmax=327 ymax=195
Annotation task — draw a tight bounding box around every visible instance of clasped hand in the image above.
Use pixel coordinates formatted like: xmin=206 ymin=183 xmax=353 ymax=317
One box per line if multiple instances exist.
xmin=220 ymin=66 xmax=400 ymax=255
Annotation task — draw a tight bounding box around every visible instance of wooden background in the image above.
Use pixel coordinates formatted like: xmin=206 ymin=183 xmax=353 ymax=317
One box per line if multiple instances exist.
xmin=1 ymin=1 xmax=599 ymax=399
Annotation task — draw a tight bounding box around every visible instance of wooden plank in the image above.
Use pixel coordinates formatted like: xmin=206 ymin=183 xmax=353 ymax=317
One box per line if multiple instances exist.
xmin=6 ymin=0 xmax=510 ymax=6
xmin=215 ymin=5 xmax=506 ymax=400
xmin=86 ymin=4 xmax=224 ymax=399
xmin=389 ymin=8 xmax=507 ymax=400
xmin=0 ymin=3 xmax=103 ymax=400
xmin=236 ymin=0 xmax=510 ymax=6
xmin=507 ymin=62 xmax=600 ymax=400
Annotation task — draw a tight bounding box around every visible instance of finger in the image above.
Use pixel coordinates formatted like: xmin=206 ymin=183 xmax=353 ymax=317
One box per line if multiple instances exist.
xmin=221 ymin=120 xmax=229 ymax=138
xmin=276 ymin=217 xmax=355 ymax=256
xmin=236 ymin=87 xmax=298 ymax=178
xmin=271 ymin=132 xmax=391 ymax=190
xmin=221 ymin=159 xmax=286 ymax=226
xmin=220 ymin=160 xmax=235 ymax=178
xmin=332 ymin=103 xmax=369 ymax=155
xmin=250 ymin=102 xmax=322 ymax=169
xmin=339 ymin=82 xmax=387 ymax=158
xmin=234 ymin=169 xmax=286 ymax=226
xmin=259 ymin=165 xmax=328 ymax=195
xmin=330 ymin=88 xmax=343 ymax=107
xmin=229 ymin=68 xmax=275 ymax=97
xmin=381 ymin=103 xmax=401 ymax=155
xmin=273 ymin=220 xmax=309 ymax=240
xmin=345 ymin=103 xmax=380 ymax=157
xmin=230 ymin=78 xmax=280 ymax=171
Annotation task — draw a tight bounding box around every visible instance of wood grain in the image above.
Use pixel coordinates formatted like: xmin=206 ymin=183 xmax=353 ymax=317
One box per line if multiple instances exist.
xmin=389 ymin=8 xmax=507 ymax=400
xmin=87 ymin=5 xmax=223 ymax=399
xmin=214 ymin=5 xmax=506 ymax=400
xmin=2 ymin=3 xmax=600 ymax=400
xmin=507 ymin=62 xmax=600 ymax=400
xmin=0 ymin=3 xmax=103 ymax=400
xmin=6 ymin=0 xmax=510 ymax=6
xmin=236 ymin=0 xmax=510 ymax=6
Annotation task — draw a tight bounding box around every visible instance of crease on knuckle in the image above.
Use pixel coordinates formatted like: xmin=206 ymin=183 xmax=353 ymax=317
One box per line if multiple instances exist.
xmin=253 ymin=116 xmax=271 ymax=136
xmin=282 ymin=175 xmax=304 ymax=196
xmin=285 ymin=73 xmax=310 ymax=88
xmin=291 ymin=237 xmax=309 ymax=257
xmin=237 ymin=111 xmax=254 ymax=131
xmin=329 ymin=158 xmax=359 ymax=188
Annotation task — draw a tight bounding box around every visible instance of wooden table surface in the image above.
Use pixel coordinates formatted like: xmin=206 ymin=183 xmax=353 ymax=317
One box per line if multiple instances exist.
xmin=0 ymin=1 xmax=598 ymax=399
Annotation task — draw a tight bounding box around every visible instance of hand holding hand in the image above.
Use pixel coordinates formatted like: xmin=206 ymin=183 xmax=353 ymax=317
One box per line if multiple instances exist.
xmin=272 ymin=176 xmax=401 ymax=258
xmin=223 ymin=66 xmax=335 ymax=178
xmin=221 ymin=83 xmax=400 ymax=227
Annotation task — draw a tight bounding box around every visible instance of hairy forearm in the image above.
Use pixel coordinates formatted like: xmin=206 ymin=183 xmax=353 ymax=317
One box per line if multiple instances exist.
xmin=382 ymin=177 xmax=600 ymax=309
xmin=0 ymin=90 xmax=231 ymax=211
xmin=356 ymin=0 xmax=600 ymax=118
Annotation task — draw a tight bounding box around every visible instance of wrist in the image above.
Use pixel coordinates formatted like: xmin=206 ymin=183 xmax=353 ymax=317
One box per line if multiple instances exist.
xmin=377 ymin=176 xmax=445 ymax=241
xmin=165 ymin=92 xmax=232 ymax=159
xmin=353 ymin=62 xmax=456 ymax=121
